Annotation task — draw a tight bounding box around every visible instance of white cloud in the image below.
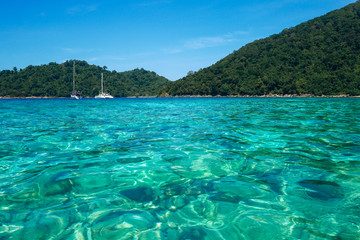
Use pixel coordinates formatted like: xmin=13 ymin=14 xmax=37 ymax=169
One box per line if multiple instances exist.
xmin=88 ymin=56 xmax=126 ymax=62
xmin=163 ymin=30 xmax=249 ymax=53
xmin=66 ymin=5 xmax=97 ymax=15
xmin=135 ymin=0 xmax=172 ymax=7
xmin=61 ymin=48 xmax=97 ymax=53
xmin=161 ymin=48 xmax=182 ymax=54
xmin=184 ymin=36 xmax=233 ymax=49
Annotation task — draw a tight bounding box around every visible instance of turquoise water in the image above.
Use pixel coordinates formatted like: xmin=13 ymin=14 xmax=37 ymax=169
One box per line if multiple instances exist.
xmin=0 ymin=98 xmax=359 ymax=239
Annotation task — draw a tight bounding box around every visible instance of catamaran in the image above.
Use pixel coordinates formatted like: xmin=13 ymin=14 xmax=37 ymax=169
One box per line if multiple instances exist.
xmin=95 ymin=73 xmax=114 ymax=99
xmin=70 ymin=61 xmax=82 ymax=99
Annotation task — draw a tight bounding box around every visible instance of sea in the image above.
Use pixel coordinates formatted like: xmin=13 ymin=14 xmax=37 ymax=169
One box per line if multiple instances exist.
xmin=0 ymin=97 xmax=359 ymax=239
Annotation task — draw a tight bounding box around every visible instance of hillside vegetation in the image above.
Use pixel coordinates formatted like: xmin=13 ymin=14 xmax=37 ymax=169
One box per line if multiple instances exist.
xmin=164 ymin=1 xmax=360 ymax=96
xmin=0 ymin=60 xmax=169 ymax=97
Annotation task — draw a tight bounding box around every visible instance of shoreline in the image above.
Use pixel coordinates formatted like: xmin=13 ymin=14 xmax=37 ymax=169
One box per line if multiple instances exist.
xmin=158 ymin=94 xmax=360 ymax=98
xmin=1 ymin=94 xmax=360 ymax=99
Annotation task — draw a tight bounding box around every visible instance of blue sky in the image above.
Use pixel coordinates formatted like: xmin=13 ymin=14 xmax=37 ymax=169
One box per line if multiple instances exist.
xmin=0 ymin=0 xmax=357 ymax=80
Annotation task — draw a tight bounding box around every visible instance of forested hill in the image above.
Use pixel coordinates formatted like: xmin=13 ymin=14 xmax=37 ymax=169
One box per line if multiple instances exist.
xmin=0 ymin=60 xmax=170 ymax=97
xmin=163 ymin=1 xmax=360 ymax=96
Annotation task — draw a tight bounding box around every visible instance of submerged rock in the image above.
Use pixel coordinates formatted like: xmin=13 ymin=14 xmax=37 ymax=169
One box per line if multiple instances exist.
xmin=120 ymin=187 xmax=154 ymax=202
xmin=43 ymin=179 xmax=73 ymax=196
xmin=117 ymin=156 xmax=150 ymax=164
xmin=180 ymin=226 xmax=207 ymax=240
xmin=210 ymin=192 xmax=242 ymax=203
xmin=19 ymin=214 xmax=67 ymax=240
xmin=91 ymin=210 xmax=156 ymax=239
xmin=298 ymin=180 xmax=344 ymax=200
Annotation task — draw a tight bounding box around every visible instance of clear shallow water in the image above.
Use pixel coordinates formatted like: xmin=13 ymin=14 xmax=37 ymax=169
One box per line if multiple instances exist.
xmin=0 ymin=97 xmax=359 ymax=239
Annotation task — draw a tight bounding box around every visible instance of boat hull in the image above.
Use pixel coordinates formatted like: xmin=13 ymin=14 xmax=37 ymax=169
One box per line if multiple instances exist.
xmin=71 ymin=94 xmax=80 ymax=100
xmin=95 ymin=93 xmax=114 ymax=99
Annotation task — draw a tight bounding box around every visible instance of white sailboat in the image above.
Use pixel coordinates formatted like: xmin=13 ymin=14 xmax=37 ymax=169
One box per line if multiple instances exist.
xmin=70 ymin=61 xmax=82 ymax=99
xmin=95 ymin=73 xmax=114 ymax=99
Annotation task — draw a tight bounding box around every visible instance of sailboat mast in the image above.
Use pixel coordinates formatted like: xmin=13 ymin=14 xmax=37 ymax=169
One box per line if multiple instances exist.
xmin=73 ymin=61 xmax=75 ymax=92
xmin=101 ymin=73 xmax=104 ymax=94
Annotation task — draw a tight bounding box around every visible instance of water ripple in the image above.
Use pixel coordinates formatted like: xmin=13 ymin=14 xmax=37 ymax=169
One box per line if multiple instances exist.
xmin=0 ymin=98 xmax=359 ymax=239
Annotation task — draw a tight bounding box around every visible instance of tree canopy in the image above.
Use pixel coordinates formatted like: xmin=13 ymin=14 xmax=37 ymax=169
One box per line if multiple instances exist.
xmin=0 ymin=60 xmax=170 ymax=97
xmin=163 ymin=1 xmax=360 ymax=96
xmin=2 ymin=2 xmax=360 ymax=97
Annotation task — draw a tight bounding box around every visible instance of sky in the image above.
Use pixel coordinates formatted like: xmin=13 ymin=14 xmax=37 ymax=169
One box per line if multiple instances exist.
xmin=0 ymin=0 xmax=357 ymax=81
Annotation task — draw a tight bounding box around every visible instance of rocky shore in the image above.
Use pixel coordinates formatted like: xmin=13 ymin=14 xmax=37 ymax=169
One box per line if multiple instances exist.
xmin=0 ymin=96 xmax=66 ymax=99
xmin=1 ymin=94 xmax=360 ymax=99
xmin=159 ymin=93 xmax=360 ymax=98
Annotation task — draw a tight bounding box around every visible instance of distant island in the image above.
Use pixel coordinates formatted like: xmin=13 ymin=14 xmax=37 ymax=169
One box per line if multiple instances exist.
xmin=0 ymin=61 xmax=169 ymax=98
xmin=162 ymin=1 xmax=360 ymax=97
xmin=1 ymin=1 xmax=360 ymax=98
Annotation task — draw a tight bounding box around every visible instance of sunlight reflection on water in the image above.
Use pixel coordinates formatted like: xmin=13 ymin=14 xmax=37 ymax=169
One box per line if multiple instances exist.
xmin=0 ymin=98 xmax=359 ymax=239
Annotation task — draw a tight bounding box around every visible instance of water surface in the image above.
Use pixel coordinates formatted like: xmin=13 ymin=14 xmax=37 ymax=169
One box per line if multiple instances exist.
xmin=0 ymin=98 xmax=359 ymax=239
